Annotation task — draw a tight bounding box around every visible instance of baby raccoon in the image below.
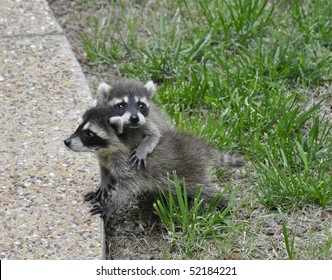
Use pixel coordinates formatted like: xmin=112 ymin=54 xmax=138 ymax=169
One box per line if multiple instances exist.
xmin=64 ymin=106 xmax=244 ymax=222
xmin=95 ymin=80 xmax=171 ymax=169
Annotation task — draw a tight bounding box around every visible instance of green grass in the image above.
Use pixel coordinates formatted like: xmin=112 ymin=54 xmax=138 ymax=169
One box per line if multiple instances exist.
xmin=78 ymin=0 xmax=332 ymax=259
xmin=153 ymin=174 xmax=234 ymax=259
xmin=279 ymin=208 xmax=298 ymax=260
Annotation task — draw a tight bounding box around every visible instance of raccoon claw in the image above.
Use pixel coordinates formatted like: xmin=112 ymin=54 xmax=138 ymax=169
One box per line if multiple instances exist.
xmin=130 ymin=150 xmax=147 ymax=169
xmin=84 ymin=186 xmax=112 ymax=204
xmin=90 ymin=204 xmax=106 ymax=216
xmin=84 ymin=188 xmax=103 ymax=204
xmin=90 ymin=204 xmax=114 ymax=223
xmin=131 ymin=158 xmax=146 ymax=169
xmin=84 ymin=191 xmax=97 ymax=202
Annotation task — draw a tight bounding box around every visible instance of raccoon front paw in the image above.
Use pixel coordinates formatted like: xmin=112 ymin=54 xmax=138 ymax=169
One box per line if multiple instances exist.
xmin=84 ymin=186 xmax=112 ymax=204
xmin=130 ymin=149 xmax=147 ymax=169
xmin=90 ymin=204 xmax=114 ymax=223
xmin=84 ymin=191 xmax=98 ymax=202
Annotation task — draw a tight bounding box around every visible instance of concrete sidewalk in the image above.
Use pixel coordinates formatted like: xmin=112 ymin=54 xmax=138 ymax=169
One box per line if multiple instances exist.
xmin=0 ymin=0 xmax=101 ymax=259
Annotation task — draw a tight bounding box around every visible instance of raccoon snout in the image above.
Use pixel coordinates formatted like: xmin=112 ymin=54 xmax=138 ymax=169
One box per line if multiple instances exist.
xmin=64 ymin=138 xmax=71 ymax=147
xmin=129 ymin=114 xmax=140 ymax=123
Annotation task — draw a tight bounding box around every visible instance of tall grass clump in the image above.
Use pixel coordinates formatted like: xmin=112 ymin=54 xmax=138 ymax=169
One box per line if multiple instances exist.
xmin=153 ymin=174 xmax=234 ymax=259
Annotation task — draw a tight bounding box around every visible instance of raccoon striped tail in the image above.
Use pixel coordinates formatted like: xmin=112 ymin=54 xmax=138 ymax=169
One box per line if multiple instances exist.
xmin=219 ymin=152 xmax=245 ymax=168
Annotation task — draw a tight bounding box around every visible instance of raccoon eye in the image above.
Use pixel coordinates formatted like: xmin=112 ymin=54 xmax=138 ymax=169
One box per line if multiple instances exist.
xmin=84 ymin=130 xmax=95 ymax=137
xmin=115 ymin=103 xmax=126 ymax=110
xmin=138 ymin=103 xmax=147 ymax=110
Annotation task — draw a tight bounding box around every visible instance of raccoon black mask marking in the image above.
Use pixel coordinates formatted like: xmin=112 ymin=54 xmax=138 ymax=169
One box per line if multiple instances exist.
xmin=64 ymin=108 xmax=116 ymax=152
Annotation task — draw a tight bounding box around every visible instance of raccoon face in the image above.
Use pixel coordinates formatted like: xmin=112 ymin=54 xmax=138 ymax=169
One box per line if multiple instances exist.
xmin=64 ymin=120 xmax=110 ymax=153
xmin=110 ymin=96 xmax=150 ymax=128
xmin=95 ymin=80 xmax=156 ymax=128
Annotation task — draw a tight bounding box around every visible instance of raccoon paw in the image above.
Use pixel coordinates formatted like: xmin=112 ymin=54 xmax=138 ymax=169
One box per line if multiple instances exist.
xmin=90 ymin=204 xmax=114 ymax=222
xmin=130 ymin=149 xmax=147 ymax=169
xmin=90 ymin=204 xmax=106 ymax=216
xmin=84 ymin=186 xmax=112 ymax=204
xmin=84 ymin=189 xmax=103 ymax=204
xmin=84 ymin=190 xmax=99 ymax=203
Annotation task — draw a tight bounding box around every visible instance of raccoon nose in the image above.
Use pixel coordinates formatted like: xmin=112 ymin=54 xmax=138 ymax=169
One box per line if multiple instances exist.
xmin=130 ymin=114 xmax=139 ymax=123
xmin=64 ymin=138 xmax=71 ymax=147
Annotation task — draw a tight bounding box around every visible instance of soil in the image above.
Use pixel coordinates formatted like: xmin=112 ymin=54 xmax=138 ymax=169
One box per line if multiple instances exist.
xmin=48 ymin=0 xmax=332 ymax=260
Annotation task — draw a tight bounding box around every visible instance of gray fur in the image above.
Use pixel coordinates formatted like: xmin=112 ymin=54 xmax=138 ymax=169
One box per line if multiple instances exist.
xmin=65 ymin=107 xmax=245 ymax=221
xmin=95 ymin=80 xmax=172 ymax=169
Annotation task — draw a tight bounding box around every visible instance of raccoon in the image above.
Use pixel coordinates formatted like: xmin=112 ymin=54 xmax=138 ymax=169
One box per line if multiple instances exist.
xmin=94 ymin=80 xmax=172 ymax=169
xmin=64 ymin=106 xmax=245 ymax=222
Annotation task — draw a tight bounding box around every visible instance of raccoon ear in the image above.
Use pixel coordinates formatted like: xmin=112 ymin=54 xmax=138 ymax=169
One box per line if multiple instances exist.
xmin=144 ymin=81 xmax=156 ymax=98
xmin=97 ymin=82 xmax=112 ymax=104
xmin=91 ymin=99 xmax=98 ymax=107
xmin=109 ymin=116 xmax=124 ymax=134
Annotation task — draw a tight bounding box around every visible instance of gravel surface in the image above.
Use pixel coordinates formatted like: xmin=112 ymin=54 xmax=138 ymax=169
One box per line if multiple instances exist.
xmin=1 ymin=0 xmax=101 ymax=259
